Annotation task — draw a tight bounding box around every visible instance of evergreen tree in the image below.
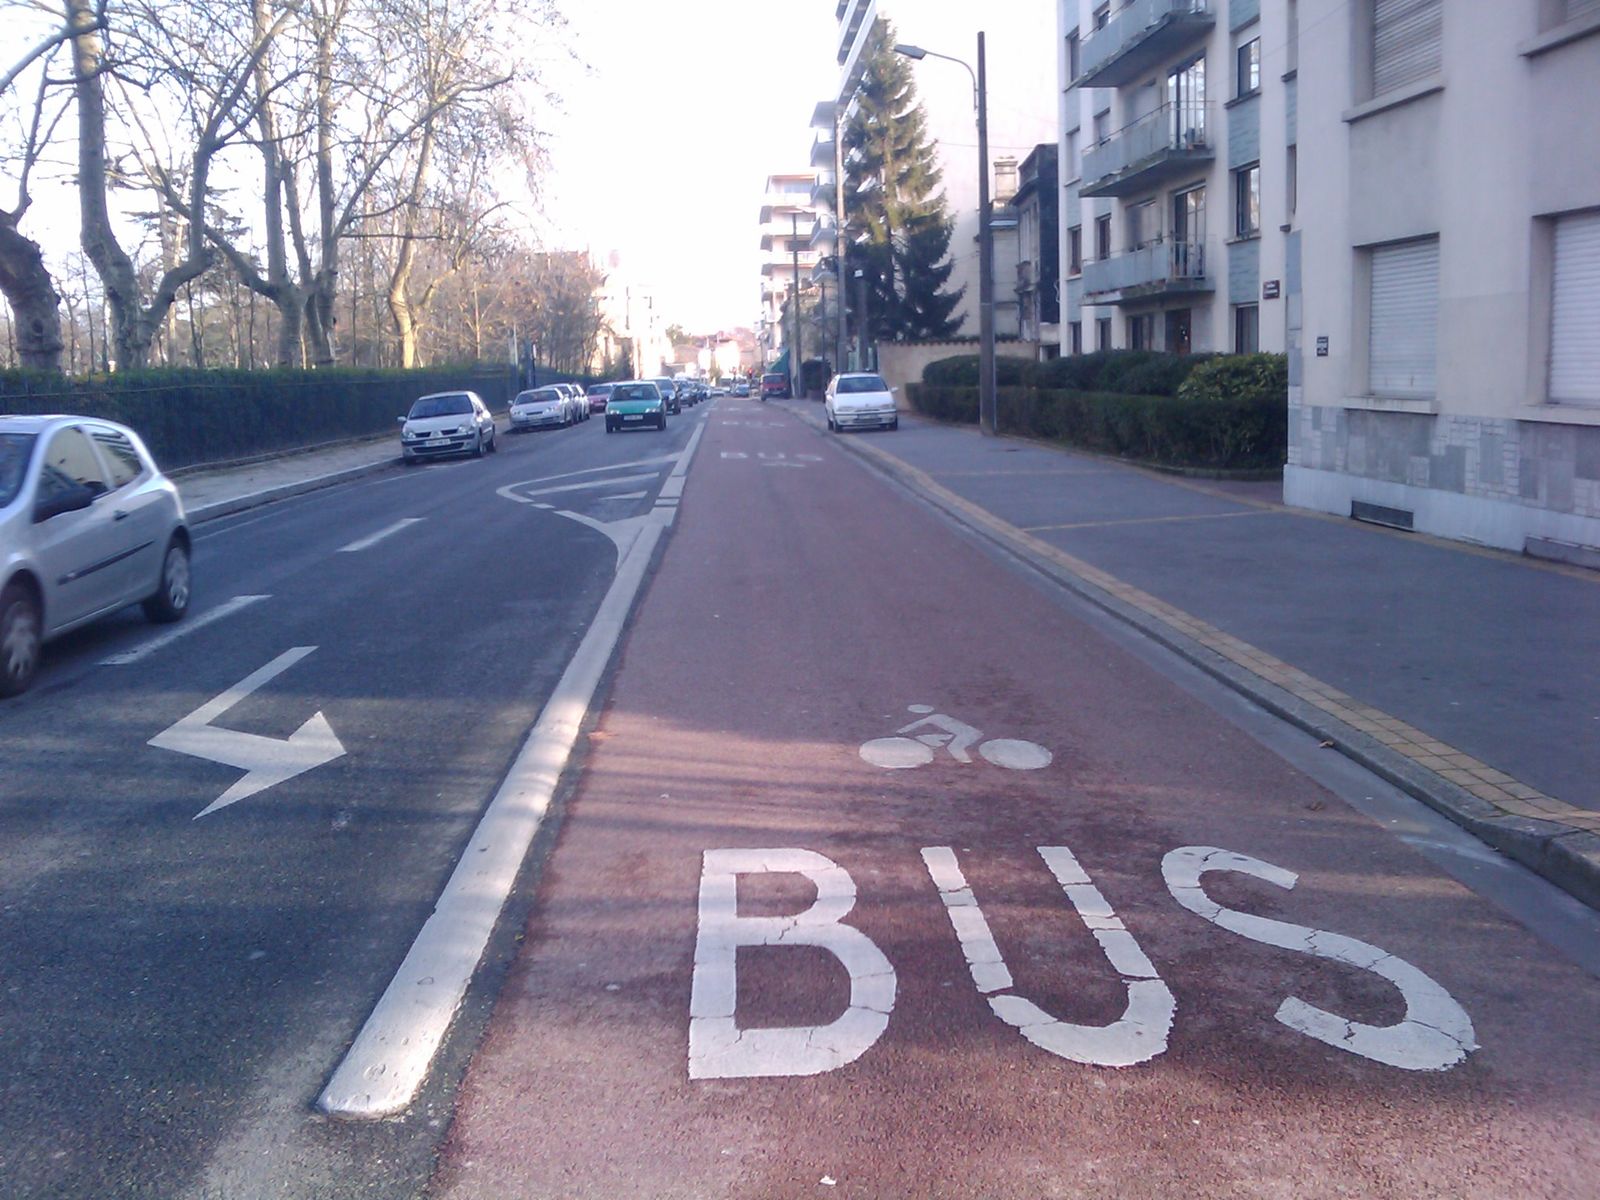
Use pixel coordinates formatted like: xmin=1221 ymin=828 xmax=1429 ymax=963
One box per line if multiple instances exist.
xmin=842 ymin=18 xmax=964 ymax=342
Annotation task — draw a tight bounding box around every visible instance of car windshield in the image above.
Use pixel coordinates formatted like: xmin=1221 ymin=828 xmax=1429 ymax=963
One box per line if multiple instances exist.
xmin=838 ymin=375 xmax=889 ymax=394
xmin=409 ymin=394 xmax=472 ymax=418
xmin=588 ymin=385 xmax=613 ymax=395
xmin=613 ymin=384 xmax=657 ymax=401
xmin=0 ymin=433 xmax=37 ymax=508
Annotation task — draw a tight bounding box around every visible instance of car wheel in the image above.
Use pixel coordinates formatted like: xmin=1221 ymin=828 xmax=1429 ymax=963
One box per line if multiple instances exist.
xmin=472 ymin=430 xmax=486 ymax=458
xmin=488 ymin=427 xmax=499 ymax=453
xmin=0 ymin=580 xmax=42 ymax=698
xmin=657 ymin=414 xmax=667 ymax=430
xmin=889 ymin=418 xmax=899 ymax=431
xmin=141 ymin=536 xmax=191 ymax=624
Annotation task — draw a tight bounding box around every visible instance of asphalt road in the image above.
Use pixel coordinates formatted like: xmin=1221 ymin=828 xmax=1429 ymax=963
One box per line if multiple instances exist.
xmin=0 ymin=402 xmax=710 ymax=1199
xmin=431 ymin=401 xmax=1600 ymax=1199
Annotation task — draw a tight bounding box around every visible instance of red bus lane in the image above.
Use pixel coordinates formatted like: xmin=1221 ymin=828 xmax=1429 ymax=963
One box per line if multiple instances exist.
xmin=434 ymin=404 xmax=1600 ymax=1198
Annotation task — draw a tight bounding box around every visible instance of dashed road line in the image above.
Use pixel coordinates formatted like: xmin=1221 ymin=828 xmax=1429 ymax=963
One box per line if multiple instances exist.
xmin=336 ymin=518 xmax=423 ymax=553
xmin=100 ymin=594 xmax=270 ymax=666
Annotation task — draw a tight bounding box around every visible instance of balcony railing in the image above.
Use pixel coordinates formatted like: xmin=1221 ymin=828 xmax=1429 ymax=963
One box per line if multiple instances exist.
xmin=1079 ymin=0 xmax=1214 ymax=88
xmin=1081 ymin=240 xmax=1212 ymax=302
xmin=1080 ymin=100 xmax=1214 ymax=196
xmin=810 ymin=134 xmax=835 ymax=168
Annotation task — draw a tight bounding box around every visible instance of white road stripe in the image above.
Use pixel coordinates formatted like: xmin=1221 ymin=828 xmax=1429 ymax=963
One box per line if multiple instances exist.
xmin=336 ymin=518 xmax=423 ymax=553
xmin=514 ymin=472 xmax=661 ymax=499
xmin=100 ymin=595 xmax=270 ymax=666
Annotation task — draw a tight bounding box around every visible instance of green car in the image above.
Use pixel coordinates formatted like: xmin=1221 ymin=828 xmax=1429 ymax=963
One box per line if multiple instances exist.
xmin=604 ymin=381 xmax=668 ymax=433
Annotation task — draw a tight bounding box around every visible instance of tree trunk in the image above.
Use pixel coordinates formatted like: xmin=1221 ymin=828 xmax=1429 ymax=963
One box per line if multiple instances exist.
xmin=0 ymin=214 xmax=63 ymax=371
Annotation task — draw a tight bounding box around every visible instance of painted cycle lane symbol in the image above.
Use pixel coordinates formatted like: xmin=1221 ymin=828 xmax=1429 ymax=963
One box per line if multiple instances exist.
xmin=860 ymin=705 xmax=1052 ymax=771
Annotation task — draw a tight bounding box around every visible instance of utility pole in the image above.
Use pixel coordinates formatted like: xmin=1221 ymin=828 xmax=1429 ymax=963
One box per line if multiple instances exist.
xmin=975 ymin=32 xmax=995 ymax=436
xmin=790 ymin=210 xmax=803 ymax=399
xmin=834 ymin=101 xmax=848 ymax=376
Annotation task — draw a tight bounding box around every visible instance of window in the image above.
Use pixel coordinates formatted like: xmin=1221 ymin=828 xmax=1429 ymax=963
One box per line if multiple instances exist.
xmin=1094 ymin=3 xmax=1110 ymax=31
xmin=1287 ymin=0 xmax=1300 ymax=71
xmin=88 ymin=425 xmax=143 ymax=490
xmin=1069 ymin=321 xmax=1083 ymax=355
xmin=1236 ymin=37 xmax=1260 ymax=96
xmin=1066 ymin=129 xmax=1081 ymax=180
xmin=1095 ymin=214 xmax=1112 ymax=260
xmin=1067 ymin=30 xmax=1080 ymax=81
xmin=1128 ymin=313 xmax=1155 ymax=350
xmin=1068 ymin=226 xmax=1083 ymax=275
xmin=42 ymin=427 xmax=110 ymax=498
xmin=1372 ymin=0 xmax=1442 ymax=96
xmin=1287 ymin=145 xmax=1298 ymax=224
xmin=1169 ymin=55 xmax=1207 ymax=147
xmin=1234 ymin=304 xmax=1260 ymax=353
xmin=1093 ymin=108 xmax=1111 ymax=146
xmin=1234 ymin=164 xmax=1260 ymax=237
xmin=1550 ymin=209 xmax=1600 ymax=405
xmin=1368 ymin=236 xmax=1439 ymax=397
xmin=1129 ymin=199 xmax=1158 ymax=250
xmin=1096 ymin=317 xmax=1112 ymax=349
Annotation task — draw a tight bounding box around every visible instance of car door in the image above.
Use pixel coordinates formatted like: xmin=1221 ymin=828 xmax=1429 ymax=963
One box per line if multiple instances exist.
xmin=85 ymin=422 xmax=166 ymax=603
xmin=30 ymin=425 xmax=123 ymax=630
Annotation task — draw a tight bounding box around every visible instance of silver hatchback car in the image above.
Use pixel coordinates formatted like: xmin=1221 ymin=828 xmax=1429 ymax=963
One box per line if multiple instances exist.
xmin=0 ymin=415 xmax=191 ymax=696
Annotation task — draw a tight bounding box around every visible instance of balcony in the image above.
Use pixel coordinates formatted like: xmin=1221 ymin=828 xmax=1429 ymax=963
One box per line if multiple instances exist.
xmin=1078 ymin=0 xmax=1215 ymax=88
xmin=1080 ymin=241 xmax=1213 ymax=304
xmin=1080 ymin=101 xmax=1214 ymax=196
xmin=810 ymin=212 xmax=838 ymax=251
xmin=811 ymin=171 xmax=836 ymax=206
xmin=836 ymin=0 xmax=869 ymax=64
xmin=810 ymin=133 xmax=835 ymax=168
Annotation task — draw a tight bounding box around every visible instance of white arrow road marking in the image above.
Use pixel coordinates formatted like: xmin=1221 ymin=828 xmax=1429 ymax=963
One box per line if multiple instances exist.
xmin=337 ymin=518 xmax=422 ymax=553
xmin=100 ymin=595 xmax=269 ymax=666
xmin=148 ymin=646 xmax=346 ymax=819
xmin=507 ymin=472 xmax=662 ymax=500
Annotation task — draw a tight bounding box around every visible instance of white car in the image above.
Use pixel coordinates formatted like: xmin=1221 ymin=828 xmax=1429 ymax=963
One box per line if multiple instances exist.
xmin=0 ymin=415 xmax=191 ymax=697
xmin=510 ymin=387 xmax=572 ymax=432
xmin=555 ymin=382 xmax=588 ymax=422
xmin=400 ymin=391 xmax=498 ymax=462
xmin=825 ymin=373 xmax=899 ymax=432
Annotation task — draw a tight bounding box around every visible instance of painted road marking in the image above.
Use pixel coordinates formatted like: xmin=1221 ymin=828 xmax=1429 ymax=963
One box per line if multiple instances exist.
xmin=503 ymin=472 xmax=662 ymax=501
xmin=1162 ymin=846 xmax=1477 ymax=1070
xmin=100 ymin=594 xmax=269 ymax=666
xmin=686 ymin=845 xmax=1478 ymax=1079
xmin=859 ymin=705 xmax=1053 ymax=771
xmin=319 ymin=396 xmax=714 ymax=1119
xmin=688 ymin=849 xmax=897 ymax=1080
xmin=148 ymin=647 xmax=346 ymax=819
xmin=337 ymin=517 xmax=423 ymax=553
xmin=925 ymin=846 xmax=1174 ymax=1067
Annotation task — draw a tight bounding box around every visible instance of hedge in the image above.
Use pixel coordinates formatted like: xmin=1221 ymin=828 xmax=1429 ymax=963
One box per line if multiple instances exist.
xmin=922 ymin=350 xmax=1217 ymax=397
xmin=907 ymin=352 xmax=1288 ymax=471
xmin=0 ymin=364 xmax=519 ymax=470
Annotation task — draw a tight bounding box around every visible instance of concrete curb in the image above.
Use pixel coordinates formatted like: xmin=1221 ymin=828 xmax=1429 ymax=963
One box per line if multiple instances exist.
xmin=188 ymin=457 xmax=399 ymax=526
xmin=800 ymin=408 xmax=1600 ymax=912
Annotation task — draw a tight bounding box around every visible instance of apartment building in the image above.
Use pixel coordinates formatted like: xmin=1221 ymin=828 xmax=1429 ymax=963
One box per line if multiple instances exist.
xmin=824 ymin=0 xmax=1058 ymax=341
xmin=1058 ymin=0 xmax=1298 ymax=359
xmin=1289 ymin=0 xmax=1600 ymax=559
xmin=1014 ymin=144 xmax=1063 ymax=350
xmin=757 ymin=172 xmax=822 ymax=367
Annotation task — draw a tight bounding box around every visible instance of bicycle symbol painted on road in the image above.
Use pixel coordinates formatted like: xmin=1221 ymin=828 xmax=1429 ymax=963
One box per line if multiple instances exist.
xmin=859 ymin=705 xmax=1052 ymax=771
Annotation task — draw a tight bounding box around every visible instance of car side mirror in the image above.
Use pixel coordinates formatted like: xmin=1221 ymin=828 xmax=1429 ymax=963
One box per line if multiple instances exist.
xmin=397 ymin=416 xmax=407 ymax=424
xmin=34 ymin=482 xmax=96 ymax=524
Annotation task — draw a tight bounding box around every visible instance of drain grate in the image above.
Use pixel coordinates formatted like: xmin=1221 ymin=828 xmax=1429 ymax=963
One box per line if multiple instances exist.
xmin=1351 ymin=500 xmax=1414 ymax=530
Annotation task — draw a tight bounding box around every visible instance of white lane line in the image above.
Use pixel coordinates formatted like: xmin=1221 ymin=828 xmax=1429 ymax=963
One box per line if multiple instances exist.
xmin=101 ymin=595 xmax=270 ymax=666
xmin=336 ymin=518 xmax=423 ymax=554
xmin=599 ymin=491 xmax=648 ymax=501
xmin=513 ymin=472 xmax=661 ymax=499
xmin=318 ymin=509 xmax=672 ymax=1119
xmin=518 ymin=454 xmax=680 ymax=485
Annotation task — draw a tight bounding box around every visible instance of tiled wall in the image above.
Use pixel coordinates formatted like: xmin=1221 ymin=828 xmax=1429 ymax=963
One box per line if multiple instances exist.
xmin=1289 ymin=406 xmax=1600 ymax=521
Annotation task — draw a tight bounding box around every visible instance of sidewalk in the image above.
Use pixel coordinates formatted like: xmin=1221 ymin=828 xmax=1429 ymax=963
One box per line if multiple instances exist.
xmin=173 ymin=434 xmax=404 ymax=523
xmin=780 ymin=401 xmax=1600 ymax=908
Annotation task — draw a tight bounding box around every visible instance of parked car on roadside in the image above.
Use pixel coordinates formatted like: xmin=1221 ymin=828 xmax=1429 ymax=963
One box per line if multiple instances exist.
xmin=732 ymin=380 xmax=751 ymax=397
xmin=400 ymin=391 xmax=498 ymax=462
xmin=825 ymin=372 xmax=899 ymax=432
xmin=0 ymin=415 xmax=191 ymax=697
xmin=652 ymin=377 xmax=683 ymax=415
xmin=510 ymin=387 xmax=572 ymax=432
xmin=605 ymin=381 xmax=668 ymax=432
xmin=761 ymin=372 xmax=790 ymax=399
xmin=586 ymin=383 xmax=615 ymax=413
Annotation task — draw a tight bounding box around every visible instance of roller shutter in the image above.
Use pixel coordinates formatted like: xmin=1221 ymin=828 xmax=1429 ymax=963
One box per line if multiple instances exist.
xmin=1565 ymin=0 xmax=1600 ymax=20
xmin=1551 ymin=210 xmax=1600 ymax=405
xmin=1369 ymin=238 xmax=1438 ymax=398
xmin=1373 ymin=0 xmax=1442 ymax=95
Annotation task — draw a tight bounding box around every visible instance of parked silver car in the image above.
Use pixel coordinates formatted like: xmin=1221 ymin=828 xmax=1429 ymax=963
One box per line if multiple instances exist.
xmin=0 ymin=415 xmax=191 ymax=696
xmin=400 ymin=391 xmax=498 ymax=462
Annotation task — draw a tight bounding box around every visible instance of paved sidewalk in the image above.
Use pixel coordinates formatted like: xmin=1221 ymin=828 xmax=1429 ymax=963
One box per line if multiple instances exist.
xmin=781 ymin=401 xmax=1600 ymax=908
xmin=173 ymin=433 xmax=406 ymax=522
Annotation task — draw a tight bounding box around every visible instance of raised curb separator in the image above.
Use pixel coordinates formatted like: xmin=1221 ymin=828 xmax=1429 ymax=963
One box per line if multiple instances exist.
xmin=803 ymin=409 xmax=1600 ymax=912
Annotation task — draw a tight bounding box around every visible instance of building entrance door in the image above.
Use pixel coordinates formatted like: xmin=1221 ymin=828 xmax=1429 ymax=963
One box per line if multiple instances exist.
xmin=1165 ymin=308 xmax=1192 ymax=354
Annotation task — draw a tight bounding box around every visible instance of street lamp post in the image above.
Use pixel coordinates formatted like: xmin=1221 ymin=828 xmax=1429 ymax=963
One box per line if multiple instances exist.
xmin=790 ymin=210 xmax=804 ymax=399
xmin=894 ymin=34 xmax=996 ymax=436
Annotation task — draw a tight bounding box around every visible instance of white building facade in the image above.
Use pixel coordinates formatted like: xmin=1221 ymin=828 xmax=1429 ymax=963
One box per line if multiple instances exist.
xmin=1057 ymin=0 xmax=1300 ymax=359
xmin=827 ymin=1 xmax=1059 ymax=340
xmin=1290 ymin=0 xmax=1600 ymax=559
xmin=757 ymin=172 xmax=822 ymax=367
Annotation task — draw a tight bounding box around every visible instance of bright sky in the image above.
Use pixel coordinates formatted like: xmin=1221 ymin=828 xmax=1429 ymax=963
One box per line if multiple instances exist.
xmin=526 ymin=1 xmax=841 ymax=335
